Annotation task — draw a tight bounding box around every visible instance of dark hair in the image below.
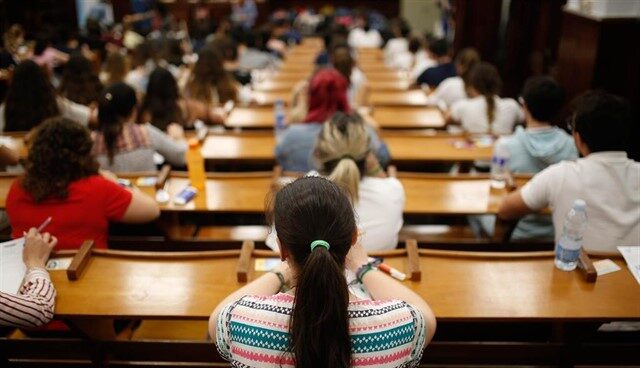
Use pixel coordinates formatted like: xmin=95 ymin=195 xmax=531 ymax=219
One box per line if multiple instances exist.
xmin=140 ymin=67 xmax=183 ymax=131
xmin=4 ymin=60 xmax=60 ymax=132
xmin=572 ymin=91 xmax=633 ymax=153
xmin=331 ymin=46 xmax=353 ymax=83
xmin=521 ymin=76 xmax=565 ymax=123
xmin=22 ymin=117 xmax=99 ymax=202
xmin=408 ymin=36 xmax=423 ymax=54
xmin=98 ymin=83 xmax=138 ymax=164
xmin=468 ymin=62 xmax=502 ymax=125
xmin=428 ymin=38 xmax=449 ymax=57
xmin=269 ymin=177 xmax=355 ymax=368
xmin=59 ymin=53 xmax=103 ymax=106
xmin=187 ymin=46 xmax=238 ymax=105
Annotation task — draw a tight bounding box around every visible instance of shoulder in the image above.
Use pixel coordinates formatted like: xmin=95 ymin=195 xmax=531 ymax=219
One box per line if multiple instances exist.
xmin=361 ymin=177 xmax=404 ymax=195
xmin=349 ymin=299 xmax=420 ymax=326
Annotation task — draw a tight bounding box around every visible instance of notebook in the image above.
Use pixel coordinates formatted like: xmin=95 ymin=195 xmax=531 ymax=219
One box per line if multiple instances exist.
xmin=0 ymin=238 xmax=26 ymax=294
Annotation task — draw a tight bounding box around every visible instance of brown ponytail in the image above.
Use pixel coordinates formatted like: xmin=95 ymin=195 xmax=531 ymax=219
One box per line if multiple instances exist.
xmin=468 ymin=62 xmax=502 ymax=131
xmin=271 ymin=177 xmax=356 ymax=368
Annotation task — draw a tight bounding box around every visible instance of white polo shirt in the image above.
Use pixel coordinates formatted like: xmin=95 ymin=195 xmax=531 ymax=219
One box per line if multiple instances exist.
xmin=520 ymin=151 xmax=640 ymax=254
xmin=450 ymin=95 xmax=524 ymax=135
xmin=426 ymin=76 xmax=467 ymax=108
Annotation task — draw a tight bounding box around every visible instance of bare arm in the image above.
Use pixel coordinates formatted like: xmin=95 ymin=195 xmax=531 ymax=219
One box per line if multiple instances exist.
xmin=120 ymin=188 xmax=161 ymax=223
xmin=498 ymin=188 xmax=534 ymax=220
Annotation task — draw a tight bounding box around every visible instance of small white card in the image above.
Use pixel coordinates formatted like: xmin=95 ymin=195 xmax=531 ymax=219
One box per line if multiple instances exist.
xmin=46 ymin=258 xmax=73 ymax=270
xmin=592 ymin=259 xmax=621 ymax=276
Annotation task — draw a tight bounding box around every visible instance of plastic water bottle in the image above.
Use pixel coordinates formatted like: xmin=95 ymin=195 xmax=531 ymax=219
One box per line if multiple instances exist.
xmin=274 ymin=99 xmax=286 ymax=142
xmin=490 ymin=142 xmax=510 ymax=189
xmin=555 ymin=199 xmax=588 ymax=271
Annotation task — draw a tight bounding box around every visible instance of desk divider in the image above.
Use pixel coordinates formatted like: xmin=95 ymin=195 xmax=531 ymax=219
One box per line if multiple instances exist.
xmin=578 ymin=249 xmax=597 ymax=283
xmin=155 ymin=165 xmax=171 ymax=190
xmin=66 ymin=240 xmax=94 ymax=280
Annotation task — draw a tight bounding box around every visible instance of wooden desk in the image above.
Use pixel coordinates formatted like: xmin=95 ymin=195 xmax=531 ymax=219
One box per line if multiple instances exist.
xmin=269 ymin=72 xmax=310 ymax=83
xmin=49 ymin=249 xmax=640 ymax=321
xmin=371 ymin=90 xmax=429 ymax=106
xmin=253 ymin=80 xmax=297 ymax=92
xmin=372 ymin=106 xmax=445 ymax=129
xmin=368 ymin=79 xmax=411 ymax=92
xmin=362 ymin=71 xmax=409 ymax=81
xmin=225 ymin=107 xmax=274 ymax=129
xmin=252 ymin=90 xmax=292 ymax=106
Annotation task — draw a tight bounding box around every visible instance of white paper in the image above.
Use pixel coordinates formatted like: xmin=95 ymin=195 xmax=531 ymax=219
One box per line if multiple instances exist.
xmin=0 ymin=238 xmax=26 ymax=294
xmin=617 ymin=246 xmax=640 ymax=285
xmin=592 ymin=259 xmax=621 ymax=276
xmin=46 ymin=258 xmax=73 ymax=270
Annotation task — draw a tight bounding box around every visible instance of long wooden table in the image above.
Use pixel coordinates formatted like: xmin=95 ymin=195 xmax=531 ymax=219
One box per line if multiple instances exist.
xmin=254 ymin=78 xmax=411 ymax=93
xmin=200 ymin=132 xmax=493 ymax=165
xmin=48 ymin=249 xmax=640 ymax=321
xmin=371 ymin=90 xmax=429 ymax=106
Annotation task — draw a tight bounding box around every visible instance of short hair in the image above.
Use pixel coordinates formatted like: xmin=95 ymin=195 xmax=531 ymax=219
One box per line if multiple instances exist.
xmin=573 ymin=91 xmax=633 ymax=153
xmin=521 ymin=76 xmax=565 ymax=123
xmin=428 ymin=38 xmax=449 ymax=57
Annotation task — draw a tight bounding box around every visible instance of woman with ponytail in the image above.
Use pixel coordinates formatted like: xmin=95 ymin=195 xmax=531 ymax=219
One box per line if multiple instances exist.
xmin=210 ymin=177 xmax=435 ymax=367
xmin=426 ymin=47 xmax=480 ymax=108
xmin=314 ymin=112 xmax=404 ymax=250
xmin=449 ymin=62 xmax=523 ymax=135
xmin=93 ymin=82 xmax=187 ymax=172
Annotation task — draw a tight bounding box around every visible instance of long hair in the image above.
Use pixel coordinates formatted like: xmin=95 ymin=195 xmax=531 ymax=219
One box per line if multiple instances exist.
xmin=331 ymin=45 xmax=354 ymax=84
xmin=304 ymin=68 xmax=350 ymax=123
xmin=4 ymin=60 xmax=60 ymax=132
xmin=468 ymin=62 xmax=502 ymax=127
xmin=186 ymin=46 xmax=237 ymax=104
xmin=22 ymin=117 xmax=99 ymax=202
xmin=103 ymin=52 xmax=129 ymax=86
xmin=59 ymin=53 xmax=103 ymax=106
xmin=315 ymin=112 xmax=369 ymax=201
xmin=139 ymin=67 xmax=183 ymax=131
xmin=269 ymin=177 xmax=355 ymax=368
xmin=455 ymin=48 xmax=480 ymax=86
xmin=98 ymin=83 xmax=138 ymax=164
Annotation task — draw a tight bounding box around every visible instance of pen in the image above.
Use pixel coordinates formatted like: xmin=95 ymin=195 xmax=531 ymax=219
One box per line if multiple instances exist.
xmin=23 ymin=216 xmax=52 ymax=237
xmin=377 ymin=263 xmax=407 ymax=281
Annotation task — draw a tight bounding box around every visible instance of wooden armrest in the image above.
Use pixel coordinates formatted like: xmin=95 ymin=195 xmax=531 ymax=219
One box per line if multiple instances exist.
xmin=67 ymin=240 xmax=94 ymax=281
xmin=405 ymin=239 xmax=421 ymax=281
xmin=236 ymin=240 xmax=255 ymax=283
xmin=578 ymin=249 xmax=598 ymax=283
xmin=155 ymin=165 xmax=171 ymax=190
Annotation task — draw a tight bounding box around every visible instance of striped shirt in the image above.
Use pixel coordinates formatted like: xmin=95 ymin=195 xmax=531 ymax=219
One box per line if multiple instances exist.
xmin=0 ymin=268 xmax=56 ymax=328
xmin=216 ymin=293 xmax=426 ymax=367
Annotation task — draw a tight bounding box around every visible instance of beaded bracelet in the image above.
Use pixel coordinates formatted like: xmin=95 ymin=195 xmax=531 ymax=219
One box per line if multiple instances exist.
xmin=355 ymin=263 xmax=375 ymax=284
xmin=271 ymin=271 xmax=287 ymax=292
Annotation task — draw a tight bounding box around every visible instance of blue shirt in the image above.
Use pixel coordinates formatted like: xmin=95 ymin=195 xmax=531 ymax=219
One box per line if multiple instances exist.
xmin=416 ymin=62 xmax=456 ymax=87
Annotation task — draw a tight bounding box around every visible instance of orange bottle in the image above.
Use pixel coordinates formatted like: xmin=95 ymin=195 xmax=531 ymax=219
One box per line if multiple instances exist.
xmin=186 ymin=138 xmax=206 ymax=191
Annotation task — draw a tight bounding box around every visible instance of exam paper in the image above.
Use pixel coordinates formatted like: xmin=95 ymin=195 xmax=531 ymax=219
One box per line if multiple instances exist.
xmin=617 ymin=246 xmax=640 ymax=285
xmin=0 ymin=238 xmax=26 ymax=294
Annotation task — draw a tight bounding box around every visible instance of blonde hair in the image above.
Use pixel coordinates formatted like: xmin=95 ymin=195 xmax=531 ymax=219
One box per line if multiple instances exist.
xmin=315 ymin=112 xmax=369 ymax=201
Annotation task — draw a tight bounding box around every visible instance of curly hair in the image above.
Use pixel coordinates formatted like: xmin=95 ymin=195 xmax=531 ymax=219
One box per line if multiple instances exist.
xmin=22 ymin=117 xmax=99 ymax=202
xmin=59 ymin=53 xmax=104 ymax=106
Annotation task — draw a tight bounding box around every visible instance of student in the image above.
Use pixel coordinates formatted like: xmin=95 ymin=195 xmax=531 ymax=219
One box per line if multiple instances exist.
xmin=348 ymin=14 xmax=383 ymax=49
xmin=315 ymin=112 xmax=404 ymax=250
xmin=139 ymin=67 xmax=188 ymax=130
xmin=237 ymin=31 xmax=280 ymax=71
xmin=331 ymin=44 xmax=368 ymax=108
xmin=184 ymin=46 xmax=238 ymax=113
xmin=59 ymin=53 xmax=104 ymax=106
xmin=6 ymin=117 xmax=160 ymax=250
xmin=449 ymin=62 xmax=523 ymax=135
xmin=210 ymin=176 xmax=436 ymax=367
xmin=383 ymin=18 xmax=411 ymax=69
xmin=498 ymin=91 xmax=639 ymax=255
xmin=0 ymin=24 xmax=25 ymax=70
xmin=31 ymin=34 xmax=69 ymax=75
xmin=100 ymin=52 xmax=129 ymax=86
xmin=409 ymin=36 xmax=436 ymax=80
xmin=426 ymin=47 xmax=480 ymax=108
xmin=275 ymin=68 xmax=389 ymax=172
xmin=0 ymin=60 xmax=93 ymax=132
xmin=0 ymin=229 xmax=58 ymax=328
xmin=93 ymin=83 xmax=187 ymax=172
xmin=416 ymin=38 xmax=455 ymax=87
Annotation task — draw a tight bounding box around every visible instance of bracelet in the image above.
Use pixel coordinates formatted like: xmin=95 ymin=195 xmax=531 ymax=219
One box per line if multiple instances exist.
xmin=355 ymin=263 xmax=375 ymax=284
xmin=271 ymin=271 xmax=288 ymax=292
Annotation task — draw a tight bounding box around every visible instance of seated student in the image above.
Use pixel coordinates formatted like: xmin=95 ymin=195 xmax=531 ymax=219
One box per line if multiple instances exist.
xmin=275 ymin=68 xmax=389 ymax=172
xmin=139 ymin=67 xmax=195 ymax=130
xmin=426 ymin=47 xmax=480 ymax=108
xmin=315 ymin=112 xmax=404 ymax=250
xmin=416 ymin=38 xmax=456 ymax=87
xmin=93 ymin=83 xmax=187 ymax=172
xmin=498 ymin=91 xmax=639 ymax=255
xmin=0 ymin=229 xmax=58 ymax=328
xmin=384 ymin=18 xmax=411 ymax=69
xmin=59 ymin=53 xmax=104 ymax=107
xmin=210 ymin=177 xmax=436 ymax=367
xmin=6 ymin=117 xmax=160 ymax=250
xmin=348 ymin=14 xmax=383 ymax=49
xmin=449 ymin=62 xmax=523 ymax=135
xmin=409 ymin=36 xmax=436 ymax=80
xmin=0 ymin=60 xmax=93 ymax=132
xmin=331 ymin=44 xmax=368 ymax=108
xmin=477 ymin=77 xmax=578 ymax=240
xmin=100 ymin=52 xmax=130 ymax=87
xmin=237 ymin=31 xmax=280 ymax=71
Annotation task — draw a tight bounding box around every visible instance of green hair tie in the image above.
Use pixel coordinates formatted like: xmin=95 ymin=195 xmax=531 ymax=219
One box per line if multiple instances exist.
xmin=310 ymin=240 xmax=330 ymax=251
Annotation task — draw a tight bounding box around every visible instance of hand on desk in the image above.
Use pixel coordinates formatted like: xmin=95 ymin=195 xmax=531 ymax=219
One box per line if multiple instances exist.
xmin=345 ymin=242 xmax=370 ymax=273
xmin=23 ymin=228 xmax=58 ymax=269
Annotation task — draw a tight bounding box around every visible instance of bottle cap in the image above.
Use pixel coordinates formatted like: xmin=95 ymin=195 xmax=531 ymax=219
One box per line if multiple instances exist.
xmin=188 ymin=138 xmax=200 ymax=149
xmin=572 ymin=199 xmax=587 ymax=211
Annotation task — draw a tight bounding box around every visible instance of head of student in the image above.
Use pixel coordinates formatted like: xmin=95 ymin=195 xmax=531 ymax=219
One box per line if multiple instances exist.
xmin=190 ymin=45 xmax=237 ymax=103
xmin=467 ymin=62 xmax=502 ymax=123
xmin=140 ymin=67 xmax=182 ymax=130
xmin=98 ymin=83 xmax=138 ymax=164
xmin=304 ymin=68 xmax=350 ymax=123
xmin=315 ymin=112 xmax=369 ymax=200
xmin=268 ymin=176 xmax=356 ymax=368
xmin=59 ymin=53 xmax=103 ymax=106
xmin=22 ymin=117 xmax=99 ymax=203
xmin=570 ymin=91 xmax=633 ymax=156
xmin=427 ymin=38 xmax=450 ymax=61
xmin=103 ymin=52 xmax=129 ymax=86
xmin=331 ymin=44 xmax=353 ymax=82
xmin=454 ymin=48 xmax=480 ymax=83
xmin=4 ymin=60 xmax=59 ymax=132
xmin=520 ymin=76 xmax=565 ymax=125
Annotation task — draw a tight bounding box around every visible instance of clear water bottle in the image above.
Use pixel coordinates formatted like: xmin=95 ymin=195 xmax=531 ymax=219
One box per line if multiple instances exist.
xmin=490 ymin=142 xmax=510 ymax=189
xmin=555 ymin=199 xmax=588 ymax=271
xmin=274 ymin=99 xmax=286 ymax=142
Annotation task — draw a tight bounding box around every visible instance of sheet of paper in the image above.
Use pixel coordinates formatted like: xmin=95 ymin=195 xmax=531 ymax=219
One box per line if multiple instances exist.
xmin=592 ymin=259 xmax=621 ymax=276
xmin=0 ymin=238 xmax=26 ymax=294
xmin=46 ymin=258 xmax=73 ymax=270
xmin=617 ymin=246 xmax=640 ymax=285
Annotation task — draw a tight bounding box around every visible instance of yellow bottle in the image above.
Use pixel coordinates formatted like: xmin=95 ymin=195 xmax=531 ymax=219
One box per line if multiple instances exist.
xmin=186 ymin=138 xmax=206 ymax=191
